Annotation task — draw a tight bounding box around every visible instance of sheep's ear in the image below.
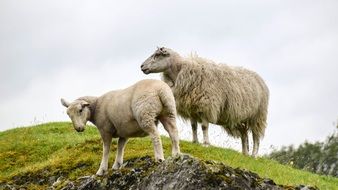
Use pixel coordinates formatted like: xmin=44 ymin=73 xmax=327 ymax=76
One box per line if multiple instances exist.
xmin=159 ymin=47 xmax=169 ymax=55
xmin=61 ymin=98 xmax=70 ymax=108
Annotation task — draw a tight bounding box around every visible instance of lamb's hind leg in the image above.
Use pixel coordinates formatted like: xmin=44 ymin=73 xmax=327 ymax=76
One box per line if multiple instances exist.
xmin=160 ymin=116 xmax=181 ymax=156
xmin=112 ymin=137 xmax=128 ymax=169
xmin=191 ymin=120 xmax=198 ymax=143
xmin=147 ymin=126 xmax=164 ymax=161
xmin=138 ymin=118 xmax=164 ymax=162
xmin=201 ymin=120 xmax=210 ymax=146
xmin=96 ymin=132 xmax=112 ymax=176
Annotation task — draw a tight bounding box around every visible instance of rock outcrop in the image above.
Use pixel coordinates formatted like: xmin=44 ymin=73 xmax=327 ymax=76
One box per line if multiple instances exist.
xmin=1 ymin=155 xmax=318 ymax=190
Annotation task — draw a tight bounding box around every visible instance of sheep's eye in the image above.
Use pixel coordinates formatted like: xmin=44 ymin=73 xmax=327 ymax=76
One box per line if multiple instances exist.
xmin=79 ymin=109 xmax=83 ymax=113
xmin=154 ymin=52 xmax=163 ymax=58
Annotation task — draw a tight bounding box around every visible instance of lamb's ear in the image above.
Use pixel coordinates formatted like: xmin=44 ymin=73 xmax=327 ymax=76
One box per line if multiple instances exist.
xmin=61 ymin=98 xmax=70 ymax=108
xmin=81 ymin=101 xmax=90 ymax=107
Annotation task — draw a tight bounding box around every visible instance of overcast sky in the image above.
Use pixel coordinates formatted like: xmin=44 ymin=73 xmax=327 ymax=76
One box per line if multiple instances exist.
xmin=1 ymin=0 xmax=337 ymax=154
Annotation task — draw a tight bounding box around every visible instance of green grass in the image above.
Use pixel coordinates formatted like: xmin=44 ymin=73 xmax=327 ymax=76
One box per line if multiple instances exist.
xmin=0 ymin=122 xmax=337 ymax=189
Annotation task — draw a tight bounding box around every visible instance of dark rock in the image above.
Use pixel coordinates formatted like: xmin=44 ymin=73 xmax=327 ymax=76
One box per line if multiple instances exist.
xmin=0 ymin=184 xmax=16 ymax=190
xmin=294 ymin=185 xmax=318 ymax=190
xmin=60 ymin=181 xmax=75 ymax=190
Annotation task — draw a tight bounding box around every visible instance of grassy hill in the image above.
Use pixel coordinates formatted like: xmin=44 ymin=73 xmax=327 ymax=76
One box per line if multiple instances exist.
xmin=0 ymin=122 xmax=337 ymax=189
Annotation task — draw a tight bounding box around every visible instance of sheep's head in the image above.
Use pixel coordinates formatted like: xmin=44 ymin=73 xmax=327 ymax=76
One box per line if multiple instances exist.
xmin=61 ymin=98 xmax=91 ymax=132
xmin=141 ymin=47 xmax=173 ymax=74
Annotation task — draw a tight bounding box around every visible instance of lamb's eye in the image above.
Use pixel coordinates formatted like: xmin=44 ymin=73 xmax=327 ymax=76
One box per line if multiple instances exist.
xmin=79 ymin=109 xmax=83 ymax=113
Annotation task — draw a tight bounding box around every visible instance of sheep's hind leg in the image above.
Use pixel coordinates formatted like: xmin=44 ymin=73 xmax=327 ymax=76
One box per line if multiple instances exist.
xmin=96 ymin=132 xmax=112 ymax=176
xmin=201 ymin=120 xmax=210 ymax=146
xmin=252 ymin=133 xmax=260 ymax=158
xmin=112 ymin=137 xmax=128 ymax=170
xmin=160 ymin=116 xmax=181 ymax=156
xmin=191 ymin=120 xmax=198 ymax=143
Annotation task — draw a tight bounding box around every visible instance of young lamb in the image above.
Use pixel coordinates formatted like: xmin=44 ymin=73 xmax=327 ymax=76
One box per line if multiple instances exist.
xmin=140 ymin=47 xmax=269 ymax=157
xmin=61 ymin=79 xmax=181 ymax=176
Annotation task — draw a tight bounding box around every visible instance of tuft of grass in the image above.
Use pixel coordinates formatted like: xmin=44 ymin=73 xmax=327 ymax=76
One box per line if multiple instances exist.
xmin=0 ymin=122 xmax=337 ymax=189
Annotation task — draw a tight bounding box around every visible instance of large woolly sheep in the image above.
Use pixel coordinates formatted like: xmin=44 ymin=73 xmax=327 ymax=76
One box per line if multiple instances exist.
xmin=61 ymin=79 xmax=181 ymax=176
xmin=141 ymin=47 xmax=269 ymax=157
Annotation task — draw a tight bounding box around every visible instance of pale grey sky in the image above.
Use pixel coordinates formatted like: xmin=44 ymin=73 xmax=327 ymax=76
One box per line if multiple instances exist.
xmin=1 ymin=0 xmax=337 ymax=154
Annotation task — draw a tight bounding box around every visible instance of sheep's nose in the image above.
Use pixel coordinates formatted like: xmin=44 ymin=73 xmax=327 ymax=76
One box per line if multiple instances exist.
xmin=140 ymin=64 xmax=144 ymax=69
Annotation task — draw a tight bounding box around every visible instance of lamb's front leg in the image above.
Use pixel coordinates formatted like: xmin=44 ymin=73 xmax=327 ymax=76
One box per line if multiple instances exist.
xmin=112 ymin=137 xmax=128 ymax=170
xmin=96 ymin=133 xmax=112 ymax=176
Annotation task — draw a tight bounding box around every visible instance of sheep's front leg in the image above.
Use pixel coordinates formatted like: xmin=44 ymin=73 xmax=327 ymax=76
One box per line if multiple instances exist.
xmin=96 ymin=132 xmax=112 ymax=176
xmin=160 ymin=116 xmax=181 ymax=156
xmin=112 ymin=137 xmax=128 ymax=170
xmin=191 ymin=120 xmax=198 ymax=143
xmin=201 ymin=120 xmax=210 ymax=146
xmin=240 ymin=131 xmax=249 ymax=156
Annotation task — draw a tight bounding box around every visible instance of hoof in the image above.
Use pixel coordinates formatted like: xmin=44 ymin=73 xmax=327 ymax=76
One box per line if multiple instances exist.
xmin=172 ymin=152 xmax=182 ymax=157
xmin=242 ymin=152 xmax=249 ymax=156
xmin=155 ymin=158 xmax=165 ymax=163
xmin=112 ymin=162 xmax=122 ymax=170
xmin=96 ymin=169 xmax=108 ymax=176
xmin=202 ymin=142 xmax=211 ymax=147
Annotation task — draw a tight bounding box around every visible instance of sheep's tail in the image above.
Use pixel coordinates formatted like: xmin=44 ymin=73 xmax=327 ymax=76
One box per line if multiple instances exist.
xmin=158 ymin=87 xmax=177 ymax=119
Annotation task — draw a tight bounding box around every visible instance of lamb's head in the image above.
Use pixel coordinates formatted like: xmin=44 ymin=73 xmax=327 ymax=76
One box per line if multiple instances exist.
xmin=61 ymin=98 xmax=91 ymax=132
xmin=141 ymin=47 xmax=175 ymax=74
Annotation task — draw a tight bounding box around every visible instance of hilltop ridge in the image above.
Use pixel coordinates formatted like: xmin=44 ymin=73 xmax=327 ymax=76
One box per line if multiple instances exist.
xmin=0 ymin=122 xmax=337 ymax=189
